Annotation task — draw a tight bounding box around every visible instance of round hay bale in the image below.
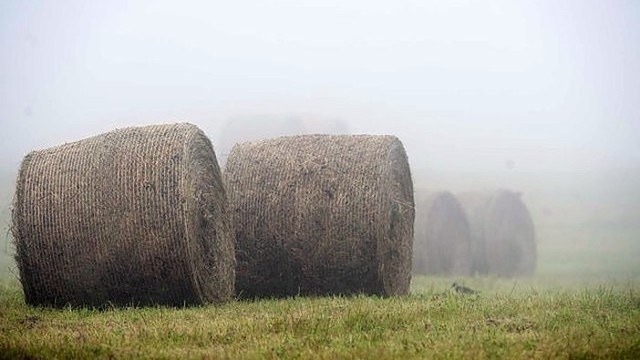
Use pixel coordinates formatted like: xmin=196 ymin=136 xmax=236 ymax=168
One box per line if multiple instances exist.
xmin=458 ymin=190 xmax=536 ymax=277
xmin=12 ymin=123 xmax=235 ymax=307
xmin=412 ymin=191 xmax=472 ymax=276
xmin=224 ymin=134 xmax=414 ymax=298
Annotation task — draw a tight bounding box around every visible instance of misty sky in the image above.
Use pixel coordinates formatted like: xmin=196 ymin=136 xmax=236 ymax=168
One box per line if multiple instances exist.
xmin=1 ymin=0 xmax=639 ymax=174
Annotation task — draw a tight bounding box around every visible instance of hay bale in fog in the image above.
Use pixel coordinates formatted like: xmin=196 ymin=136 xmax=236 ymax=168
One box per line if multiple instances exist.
xmin=458 ymin=190 xmax=536 ymax=277
xmin=225 ymin=134 xmax=414 ymax=298
xmin=413 ymin=191 xmax=472 ymax=276
xmin=456 ymin=192 xmax=490 ymax=275
xmin=12 ymin=123 xmax=235 ymax=307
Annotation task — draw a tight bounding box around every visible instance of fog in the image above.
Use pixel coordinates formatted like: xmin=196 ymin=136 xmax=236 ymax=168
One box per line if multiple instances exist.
xmin=1 ymin=1 xmax=639 ymax=277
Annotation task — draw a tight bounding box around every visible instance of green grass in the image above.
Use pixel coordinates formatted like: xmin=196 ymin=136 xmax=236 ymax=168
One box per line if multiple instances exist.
xmin=1 ymin=278 xmax=639 ymax=359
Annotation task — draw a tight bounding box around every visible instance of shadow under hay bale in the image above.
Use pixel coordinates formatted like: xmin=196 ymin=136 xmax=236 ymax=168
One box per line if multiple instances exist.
xmin=12 ymin=123 xmax=235 ymax=307
xmin=458 ymin=190 xmax=536 ymax=277
xmin=224 ymin=134 xmax=414 ymax=298
xmin=413 ymin=191 xmax=472 ymax=276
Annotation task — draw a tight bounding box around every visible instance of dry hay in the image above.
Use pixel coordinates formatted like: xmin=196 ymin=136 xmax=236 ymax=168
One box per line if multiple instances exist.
xmin=224 ymin=134 xmax=414 ymax=298
xmin=458 ymin=190 xmax=536 ymax=277
xmin=412 ymin=191 xmax=472 ymax=276
xmin=12 ymin=123 xmax=235 ymax=307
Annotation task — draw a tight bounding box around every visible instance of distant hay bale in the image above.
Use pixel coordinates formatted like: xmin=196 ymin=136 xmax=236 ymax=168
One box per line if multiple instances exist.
xmin=458 ymin=190 xmax=536 ymax=277
xmin=412 ymin=191 xmax=472 ymax=276
xmin=12 ymin=123 xmax=235 ymax=307
xmin=224 ymin=134 xmax=414 ymax=298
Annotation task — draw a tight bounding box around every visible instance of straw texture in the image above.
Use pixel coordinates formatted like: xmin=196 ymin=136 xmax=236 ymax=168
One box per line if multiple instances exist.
xmin=225 ymin=134 xmax=414 ymax=298
xmin=12 ymin=123 xmax=235 ymax=307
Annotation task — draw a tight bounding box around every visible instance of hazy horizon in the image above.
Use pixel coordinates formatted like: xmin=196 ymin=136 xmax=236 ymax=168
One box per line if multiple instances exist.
xmin=1 ymin=1 xmax=639 ymax=175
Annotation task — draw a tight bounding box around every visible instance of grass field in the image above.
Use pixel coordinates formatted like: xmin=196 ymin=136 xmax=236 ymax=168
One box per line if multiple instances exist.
xmin=2 ymin=226 xmax=639 ymax=359
xmin=1 ymin=276 xmax=639 ymax=359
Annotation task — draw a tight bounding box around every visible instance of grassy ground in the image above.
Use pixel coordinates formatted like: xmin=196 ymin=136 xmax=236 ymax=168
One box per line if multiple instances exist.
xmin=1 ymin=171 xmax=639 ymax=359
xmin=1 ymin=277 xmax=639 ymax=359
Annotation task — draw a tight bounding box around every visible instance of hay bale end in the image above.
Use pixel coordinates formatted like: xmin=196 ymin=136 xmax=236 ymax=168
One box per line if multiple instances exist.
xmin=12 ymin=123 xmax=235 ymax=307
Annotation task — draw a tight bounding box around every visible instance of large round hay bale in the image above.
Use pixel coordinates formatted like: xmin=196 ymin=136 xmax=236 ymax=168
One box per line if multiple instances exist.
xmin=458 ymin=190 xmax=536 ymax=277
xmin=12 ymin=123 xmax=235 ymax=307
xmin=413 ymin=191 xmax=472 ymax=276
xmin=225 ymin=134 xmax=414 ymax=298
